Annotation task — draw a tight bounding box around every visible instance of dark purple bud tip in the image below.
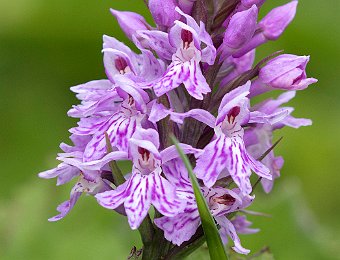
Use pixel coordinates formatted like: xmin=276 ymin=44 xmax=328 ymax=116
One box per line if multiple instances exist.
xmin=213 ymin=194 xmax=236 ymax=206
xmin=181 ymin=29 xmax=193 ymax=49
xmin=115 ymin=57 xmax=129 ymax=74
xmin=228 ymin=106 xmax=241 ymax=124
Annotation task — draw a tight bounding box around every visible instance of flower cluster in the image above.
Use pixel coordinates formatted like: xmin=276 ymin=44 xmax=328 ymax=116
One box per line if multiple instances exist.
xmin=39 ymin=0 xmax=316 ymax=255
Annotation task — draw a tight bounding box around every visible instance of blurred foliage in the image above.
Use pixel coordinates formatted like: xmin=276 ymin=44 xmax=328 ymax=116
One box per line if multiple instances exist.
xmin=0 ymin=0 xmax=339 ymax=259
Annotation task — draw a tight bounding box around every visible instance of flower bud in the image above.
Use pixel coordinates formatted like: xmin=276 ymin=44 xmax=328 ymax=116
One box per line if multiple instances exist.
xmin=149 ymin=0 xmax=181 ymax=28
xmin=219 ymin=5 xmax=258 ymax=60
xmin=110 ymin=9 xmax=151 ymax=40
xmin=252 ymin=54 xmax=317 ymax=94
xmin=258 ymin=0 xmax=297 ymax=40
xmin=241 ymin=0 xmax=265 ymax=8
xmin=233 ymin=1 xmax=298 ymax=58
xmin=178 ymin=0 xmax=197 ymax=14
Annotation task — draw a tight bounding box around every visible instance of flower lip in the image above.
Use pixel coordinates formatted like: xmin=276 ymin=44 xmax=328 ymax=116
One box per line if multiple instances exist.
xmin=181 ymin=29 xmax=194 ymax=49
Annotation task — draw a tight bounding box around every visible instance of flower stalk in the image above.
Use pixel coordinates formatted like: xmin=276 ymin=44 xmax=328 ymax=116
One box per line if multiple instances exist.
xmin=39 ymin=0 xmax=316 ymax=259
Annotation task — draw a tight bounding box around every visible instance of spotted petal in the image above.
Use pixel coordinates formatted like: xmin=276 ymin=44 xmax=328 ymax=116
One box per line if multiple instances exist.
xmin=48 ymin=190 xmax=82 ymax=222
xmin=96 ymin=180 xmax=129 ymax=210
xmin=195 ymin=134 xmax=270 ymax=194
xmin=194 ymin=135 xmax=232 ymax=188
xmin=153 ymin=59 xmax=210 ymax=100
xmin=154 ymin=190 xmax=199 ymax=246
xmin=169 ymin=108 xmax=216 ymax=128
xmin=137 ymin=30 xmax=175 ymax=60
xmin=83 ymin=113 xmax=138 ymax=161
xmin=38 ymin=163 xmax=79 ymax=186
xmin=150 ymin=171 xmax=185 ymax=217
xmin=215 ymin=216 xmax=250 ymax=255
xmin=70 ymin=116 xmax=111 ymax=136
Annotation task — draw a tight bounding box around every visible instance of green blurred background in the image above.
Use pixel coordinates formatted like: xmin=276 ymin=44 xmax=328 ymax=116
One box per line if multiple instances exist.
xmin=0 ymin=0 xmax=339 ymax=259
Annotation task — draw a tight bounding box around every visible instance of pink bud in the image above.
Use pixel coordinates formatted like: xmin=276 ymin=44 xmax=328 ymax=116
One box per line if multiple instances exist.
xmin=219 ymin=5 xmax=258 ymax=60
xmin=224 ymin=5 xmax=258 ymax=49
xmin=241 ymin=0 xmax=265 ymax=8
xmin=259 ymin=54 xmax=317 ymax=90
xmin=110 ymin=9 xmax=151 ymax=40
xmin=259 ymin=0 xmax=298 ymax=40
xmin=178 ymin=0 xmax=197 ymax=14
xmin=149 ymin=0 xmax=181 ymax=28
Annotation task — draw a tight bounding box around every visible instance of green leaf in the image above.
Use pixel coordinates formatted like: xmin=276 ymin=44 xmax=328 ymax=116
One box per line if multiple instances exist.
xmin=171 ymin=135 xmax=228 ymax=260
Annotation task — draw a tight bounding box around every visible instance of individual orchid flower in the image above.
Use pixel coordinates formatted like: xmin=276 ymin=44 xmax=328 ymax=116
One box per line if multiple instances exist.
xmin=168 ymin=82 xmax=274 ymax=194
xmin=103 ymin=35 xmax=164 ymax=86
xmin=155 ymin=182 xmax=254 ymax=254
xmin=71 ymin=80 xmax=149 ymax=161
xmin=38 ymin=135 xmax=111 ymax=221
xmin=142 ymin=7 xmax=216 ymax=100
xmin=246 ymin=91 xmax=312 ymax=192
xmin=86 ymin=128 xmax=201 ymax=229
xmin=48 ymin=176 xmax=111 ymax=222
xmin=193 ymin=83 xmax=271 ymax=194
xmin=67 ymin=80 xmax=122 ymax=118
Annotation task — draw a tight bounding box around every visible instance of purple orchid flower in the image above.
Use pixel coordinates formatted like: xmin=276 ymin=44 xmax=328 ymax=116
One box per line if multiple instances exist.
xmin=85 ymin=127 xmax=201 ymax=229
xmin=38 ymin=135 xmax=112 ymax=221
xmin=168 ymin=82 xmax=276 ymax=194
xmin=67 ymin=80 xmax=122 ymax=118
xmin=103 ymin=35 xmax=164 ymax=85
xmin=155 ymin=175 xmax=254 ymax=254
xmin=246 ymin=91 xmax=312 ymax=192
xmin=39 ymin=1 xmax=317 ymax=257
xmin=140 ymin=7 xmax=216 ymax=100
xmin=71 ymin=81 xmax=149 ymax=161
xmin=193 ymin=82 xmax=272 ymax=194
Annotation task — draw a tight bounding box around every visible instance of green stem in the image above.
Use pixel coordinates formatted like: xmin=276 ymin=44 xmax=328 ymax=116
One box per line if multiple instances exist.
xmin=170 ymin=236 xmax=205 ymax=259
xmin=142 ymin=211 xmax=171 ymax=260
xmin=105 ymin=132 xmax=126 ymax=186
xmin=139 ymin=216 xmax=155 ymax=259
xmin=165 ymin=228 xmax=205 ymax=259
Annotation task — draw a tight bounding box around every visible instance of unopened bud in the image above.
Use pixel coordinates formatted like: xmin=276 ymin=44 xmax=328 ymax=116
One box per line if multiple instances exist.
xmin=219 ymin=5 xmax=258 ymax=60
xmin=259 ymin=0 xmax=297 ymax=40
xmin=149 ymin=0 xmax=180 ymax=28
xmin=110 ymin=9 xmax=151 ymax=40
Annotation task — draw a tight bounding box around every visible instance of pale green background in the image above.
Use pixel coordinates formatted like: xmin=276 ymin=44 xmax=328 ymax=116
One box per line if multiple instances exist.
xmin=0 ymin=0 xmax=339 ymax=259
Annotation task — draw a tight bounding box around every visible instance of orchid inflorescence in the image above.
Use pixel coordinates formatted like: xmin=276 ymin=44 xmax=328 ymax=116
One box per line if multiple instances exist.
xmin=39 ymin=0 xmax=316 ymax=258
